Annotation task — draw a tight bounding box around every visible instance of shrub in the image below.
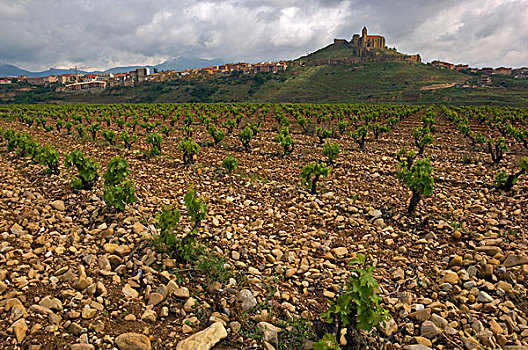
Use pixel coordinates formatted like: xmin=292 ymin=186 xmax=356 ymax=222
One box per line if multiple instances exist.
xmin=161 ymin=125 xmax=173 ymax=137
xmin=487 ymin=137 xmax=508 ymax=164
xmin=146 ymin=132 xmax=162 ymax=155
xmin=397 ymin=157 xmax=433 ymax=215
xmin=350 ymin=125 xmax=368 ymax=149
xmin=238 ymin=126 xmax=253 ymax=152
xmin=103 ymin=155 xmax=131 ymax=186
xmin=55 ymin=118 xmax=63 ymax=132
xmin=65 ymin=149 xmax=99 ymax=190
xmin=413 ymin=126 xmax=433 ymax=155
xmin=371 ymin=123 xmax=390 ymax=139
xmin=101 ymin=129 xmax=117 ymax=145
xmin=35 ymin=145 xmax=60 ymax=174
xmin=338 ymin=120 xmax=348 ymax=136
xmin=319 ymin=254 xmax=389 ymax=347
xmin=65 ymin=121 xmax=73 ymax=134
xmin=222 ymin=119 xmax=236 ymax=134
xmin=300 ymin=162 xmax=331 ymax=194
xmin=155 ymin=188 xmax=207 ymax=261
xmin=103 ymin=155 xmax=136 ymax=212
xmin=276 ymin=127 xmax=294 ymax=155
xmin=178 ymin=138 xmax=200 ymax=165
xmin=322 ymin=143 xmax=340 ymax=164
xmin=208 ymin=124 xmax=225 ymax=145
xmin=222 ymin=154 xmax=238 ymax=173
xmin=87 ymin=123 xmax=100 ymax=140
xmin=75 ymin=124 xmax=86 ymax=139
xmin=316 ymin=127 xmax=332 ymax=144
xmin=120 ymin=130 xmax=137 ymax=151
xmin=495 ymin=157 xmax=528 ymax=191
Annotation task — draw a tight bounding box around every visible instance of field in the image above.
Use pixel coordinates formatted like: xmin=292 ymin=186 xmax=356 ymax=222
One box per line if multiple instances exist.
xmin=0 ymin=103 xmax=527 ymax=350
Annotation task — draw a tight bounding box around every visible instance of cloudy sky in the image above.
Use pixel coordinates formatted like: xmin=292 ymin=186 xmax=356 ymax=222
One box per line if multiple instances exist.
xmin=1 ymin=0 xmax=527 ymax=71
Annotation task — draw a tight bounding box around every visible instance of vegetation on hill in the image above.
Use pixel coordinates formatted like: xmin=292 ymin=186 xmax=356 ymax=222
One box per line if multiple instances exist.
xmin=1 ymin=43 xmax=528 ymax=106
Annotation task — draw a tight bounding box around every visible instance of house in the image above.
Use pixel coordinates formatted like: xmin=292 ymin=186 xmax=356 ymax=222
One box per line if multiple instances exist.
xmin=493 ymin=67 xmax=512 ymax=76
xmin=431 ymin=61 xmax=455 ymax=70
xmin=480 ymin=75 xmax=491 ymax=86
xmin=59 ymin=74 xmax=78 ymax=84
xmin=63 ymin=80 xmax=106 ymax=91
xmin=455 ymin=64 xmax=469 ymax=71
xmin=512 ymin=67 xmax=528 ymax=79
xmin=481 ymin=67 xmax=494 ymax=75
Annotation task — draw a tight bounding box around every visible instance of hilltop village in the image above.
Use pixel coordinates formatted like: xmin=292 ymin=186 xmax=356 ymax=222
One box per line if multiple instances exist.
xmin=0 ymin=27 xmax=526 ymax=93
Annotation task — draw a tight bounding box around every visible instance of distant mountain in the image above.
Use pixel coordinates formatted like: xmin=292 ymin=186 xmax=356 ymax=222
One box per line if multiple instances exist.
xmin=0 ymin=64 xmax=33 ymax=77
xmin=154 ymin=57 xmax=226 ymax=71
xmin=0 ymin=57 xmax=227 ymax=78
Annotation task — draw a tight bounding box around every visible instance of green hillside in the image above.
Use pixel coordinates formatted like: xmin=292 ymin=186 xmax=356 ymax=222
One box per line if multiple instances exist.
xmin=2 ymin=43 xmax=528 ymax=106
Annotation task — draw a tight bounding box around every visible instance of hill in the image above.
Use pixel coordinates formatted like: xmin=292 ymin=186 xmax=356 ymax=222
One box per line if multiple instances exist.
xmin=2 ymin=42 xmax=528 ymax=106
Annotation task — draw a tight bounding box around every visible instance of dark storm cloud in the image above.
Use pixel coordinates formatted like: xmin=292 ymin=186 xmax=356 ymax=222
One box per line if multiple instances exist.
xmin=0 ymin=0 xmax=526 ymax=71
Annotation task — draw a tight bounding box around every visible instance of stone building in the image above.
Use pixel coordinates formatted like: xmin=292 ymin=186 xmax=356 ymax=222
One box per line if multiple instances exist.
xmin=350 ymin=27 xmax=386 ymax=48
xmin=333 ymin=26 xmax=388 ymax=58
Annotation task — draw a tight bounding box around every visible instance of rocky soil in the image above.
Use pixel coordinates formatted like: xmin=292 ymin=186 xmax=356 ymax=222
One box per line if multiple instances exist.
xmin=0 ymin=107 xmax=527 ymax=350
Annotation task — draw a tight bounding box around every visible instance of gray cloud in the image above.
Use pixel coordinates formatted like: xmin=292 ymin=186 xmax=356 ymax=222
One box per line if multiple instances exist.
xmin=0 ymin=0 xmax=526 ymax=71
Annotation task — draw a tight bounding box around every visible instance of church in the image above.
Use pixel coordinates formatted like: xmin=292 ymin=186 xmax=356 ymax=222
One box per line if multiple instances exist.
xmin=351 ymin=27 xmax=386 ymax=48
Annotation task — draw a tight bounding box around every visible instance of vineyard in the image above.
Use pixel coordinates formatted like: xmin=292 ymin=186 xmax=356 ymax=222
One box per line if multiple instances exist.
xmin=0 ymin=102 xmax=527 ymax=350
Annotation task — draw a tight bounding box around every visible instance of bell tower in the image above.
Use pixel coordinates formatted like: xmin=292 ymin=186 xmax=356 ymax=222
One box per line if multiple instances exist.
xmin=362 ymin=26 xmax=368 ymax=47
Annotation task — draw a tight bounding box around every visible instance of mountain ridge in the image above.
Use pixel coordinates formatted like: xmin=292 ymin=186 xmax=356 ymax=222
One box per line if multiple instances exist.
xmin=0 ymin=57 xmax=227 ymax=78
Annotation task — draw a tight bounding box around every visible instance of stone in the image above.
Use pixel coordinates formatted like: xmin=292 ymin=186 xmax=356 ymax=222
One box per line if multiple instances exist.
xmin=489 ymin=319 xmax=504 ymax=334
xmin=479 ymin=264 xmax=494 ymax=278
xmin=70 ymin=345 xmax=95 ymax=350
xmin=230 ymin=321 xmax=241 ymax=333
xmin=368 ymin=209 xmax=382 ymax=218
xmin=409 ymin=308 xmax=431 ymax=322
xmin=12 ymin=318 xmax=28 ymax=342
xmin=51 ymin=200 xmax=66 ymax=211
xmin=122 ymin=284 xmax=139 ymax=298
xmin=173 ymin=287 xmax=190 ymax=298
xmin=133 ymin=222 xmax=145 ymax=234
xmin=0 ymin=281 xmax=7 ymax=294
xmin=413 ymin=336 xmax=432 ymax=347
xmin=148 ymin=292 xmax=164 ymax=306
xmin=115 ymin=333 xmax=151 ymax=350
xmin=72 ymin=278 xmax=90 ymax=291
xmin=257 ymin=322 xmax=281 ymax=347
xmin=421 ymin=321 xmax=441 ymax=339
xmin=477 ymin=291 xmax=493 ymax=303
xmin=141 ymin=309 xmax=157 ymax=322
xmin=449 ymin=256 xmax=463 ymax=267
xmin=503 ymin=254 xmax=528 ymax=268
xmin=115 ymin=245 xmax=131 ymax=257
xmin=239 ymin=289 xmax=257 ymax=312
xmin=176 ymin=322 xmax=227 ymax=350
xmin=124 ymin=314 xmax=136 ymax=321
xmin=404 ymin=345 xmax=432 ymax=350
xmin=82 ymin=307 xmax=97 ymax=319
xmin=379 ymin=317 xmax=398 ymax=337
xmin=184 ymin=298 xmax=197 ymax=312
xmin=10 ymin=223 xmax=24 ymax=235
xmin=332 ymin=247 xmax=348 ymax=257
xmin=39 ymin=296 xmax=63 ymax=311
xmin=441 ymin=270 xmax=459 ymax=284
